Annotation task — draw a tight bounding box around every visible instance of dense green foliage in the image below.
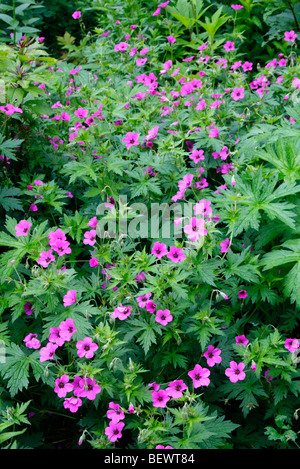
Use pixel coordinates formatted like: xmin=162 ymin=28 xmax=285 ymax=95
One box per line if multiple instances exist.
xmin=0 ymin=0 xmax=299 ymax=450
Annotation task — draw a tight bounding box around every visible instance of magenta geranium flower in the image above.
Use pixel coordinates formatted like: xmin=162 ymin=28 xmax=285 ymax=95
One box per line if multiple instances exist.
xmin=223 ymin=41 xmax=235 ymax=51
xmin=152 ymin=389 xmax=170 ymax=408
xmin=76 ymin=337 xmax=98 ymax=358
xmin=51 ymin=239 xmax=71 ymax=256
xmin=83 ymin=230 xmax=97 ymax=246
xmin=87 ymin=216 xmax=98 ymax=228
xmin=24 ymin=301 xmax=33 ymax=315
xmin=156 ymin=445 xmax=173 ymax=449
xmin=89 ymin=257 xmax=99 ymax=267
xmin=167 ymin=36 xmax=176 ymax=43
xmin=79 ymin=377 xmax=101 ymax=400
xmin=155 ymin=309 xmax=173 ymax=326
xmin=183 ymin=217 xmax=207 ymax=241
xmin=122 ymin=132 xmax=140 ymax=149
xmin=146 ymin=301 xmax=156 ymax=313
xmin=23 ymin=333 xmax=41 ymax=350
xmin=203 ymin=345 xmax=222 ymax=367
xmin=231 ymin=87 xmax=245 ymax=101
xmin=284 ymin=30 xmax=297 ymax=42
xmin=167 ymin=246 xmax=186 ymax=263
xmin=39 ymin=342 xmax=58 ymax=362
xmin=37 ymin=249 xmax=55 ymax=268
xmin=220 ymin=238 xmax=231 ymax=253
xmin=63 ymin=290 xmax=77 ymax=307
xmin=114 ymin=42 xmax=129 ymax=52
xmin=15 ymin=219 xmax=32 ymax=237
xmin=54 ymin=375 xmax=73 ymax=398
xmin=166 ymin=380 xmax=187 ymax=398
xmin=111 ymin=304 xmax=132 ymax=320
xmin=189 ymin=149 xmax=205 ymax=164
xmin=107 ymin=402 xmax=125 ymax=422
xmin=49 ymin=326 xmax=65 ymax=346
xmin=137 ymin=292 xmax=152 ymax=308
xmin=238 ymin=290 xmax=248 ymax=299
xmin=188 ymin=364 xmax=210 ymax=388
xmin=72 ymin=11 xmax=81 ymax=19
xmin=235 ymin=335 xmax=249 ymax=347
xmin=74 ymin=107 xmax=88 ymax=119
xmin=63 ymin=397 xmax=82 ymax=413
xmin=105 ymin=421 xmax=125 ymax=442
xmin=284 ymin=338 xmax=300 ymax=353
xmin=59 ymin=318 xmax=77 ymax=341
xmin=225 ymin=361 xmax=246 ymax=383
xmin=151 ymin=242 xmax=168 ymax=259
xmin=193 ymin=199 xmax=212 ymax=217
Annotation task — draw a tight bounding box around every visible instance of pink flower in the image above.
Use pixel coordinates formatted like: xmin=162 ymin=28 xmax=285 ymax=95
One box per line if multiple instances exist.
xmin=87 ymin=216 xmax=98 ymax=228
xmin=153 ymin=7 xmax=161 ymax=16
xmin=203 ymin=345 xmax=222 ymax=367
xmin=51 ymin=239 xmax=72 ymax=256
xmin=37 ymin=249 xmax=55 ymax=268
xmin=225 ymin=361 xmax=246 ymax=383
xmin=166 ymin=380 xmax=187 ymax=398
xmin=242 ymin=61 xmax=253 ymax=72
xmin=72 ymin=11 xmax=81 ymax=19
xmin=155 ymin=309 xmax=173 ymax=326
xmin=136 ymin=58 xmax=148 ymax=66
xmin=76 ymin=337 xmax=98 ymax=358
xmin=63 ymin=290 xmax=77 ymax=307
xmin=111 ymin=304 xmax=132 ymax=321
xmin=231 ymin=4 xmax=243 ymax=10
xmin=209 ymin=126 xmax=219 ymax=138
xmin=223 ymin=41 xmax=235 ymax=51
xmin=78 ymin=377 xmax=101 ymax=400
xmin=63 ymin=397 xmax=82 ymax=413
xmin=146 ymin=301 xmax=156 ymax=313
xmin=89 ymin=257 xmax=99 ymax=267
xmin=189 ymin=149 xmax=205 ymax=164
xmin=24 ymin=302 xmax=33 ymax=316
xmin=156 ymin=445 xmax=173 ymax=449
xmin=148 ymin=382 xmax=160 ymax=392
xmin=235 ymin=335 xmax=249 ymax=347
xmin=188 ymin=364 xmax=210 ymax=388
xmin=49 ymin=327 xmax=65 ymax=347
xmin=284 ymin=30 xmax=297 ymax=42
xmin=184 ymin=217 xmax=207 ymax=241
xmin=39 ymin=342 xmax=58 ymax=362
xmin=54 ymin=375 xmax=73 ymax=398
xmin=238 ymin=290 xmax=247 ymax=299
xmin=292 ymin=77 xmax=300 ymax=88
xmin=152 ymin=389 xmax=170 ymax=408
xmin=30 ymin=204 xmax=38 ymax=212
xmin=59 ymin=318 xmax=77 ymax=341
xmin=193 ymin=200 xmax=212 ymax=217
xmin=74 ymin=107 xmax=88 ymax=119
xmin=220 ymin=238 xmax=231 ymax=253
xmin=284 ymin=338 xmax=300 ymax=353
xmin=137 ymin=292 xmax=152 ymax=308
xmin=128 ymin=403 xmax=135 ymax=413
xmin=15 ymin=219 xmax=32 ymax=237
xmin=83 ymin=230 xmax=97 ymax=246
xmin=122 ymin=132 xmax=140 ymax=149
xmin=105 ymin=421 xmax=125 ymax=442
xmin=167 ymin=246 xmax=186 ymax=263
xmin=145 ymin=125 xmax=159 ymax=141
xmin=231 ymin=87 xmax=244 ymax=101
xmin=23 ymin=333 xmax=41 ymax=350
xmin=151 ymin=241 xmax=168 ymax=259
xmin=114 ymin=42 xmax=129 ymax=52
xmin=167 ymin=36 xmax=176 ymax=43
xmin=107 ymin=402 xmax=125 ymax=422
